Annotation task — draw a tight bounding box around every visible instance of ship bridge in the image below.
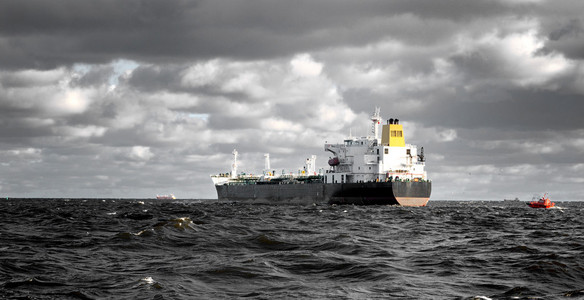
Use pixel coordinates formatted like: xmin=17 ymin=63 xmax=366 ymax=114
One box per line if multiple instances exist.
xmin=324 ymin=109 xmax=427 ymax=184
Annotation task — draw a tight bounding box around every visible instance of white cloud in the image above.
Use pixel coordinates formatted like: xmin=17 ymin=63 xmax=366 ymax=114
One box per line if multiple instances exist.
xmin=439 ymin=129 xmax=458 ymax=142
xmin=180 ymin=60 xmax=221 ymax=88
xmin=1 ymin=148 xmax=43 ymax=165
xmin=7 ymin=148 xmax=42 ymax=157
xmin=471 ymin=139 xmax=564 ymax=155
xmin=411 ymin=125 xmax=459 ymax=143
xmin=459 ymin=27 xmax=573 ymax=87
xmin=260 ymin=118 xmax=304 ymax=132
xmin=129 ymin=146 xmax=154 ymax=161
xmin=50 ymin=89 xmax=92 ymax=115
xmin=0 ymin=68 xmax=66 ymax=86
xmin=290 ymin=54 xmax=323 ymax=77
xmin=222 ymin=71 xmax=268 ymax=98
xmin=54 ymin=125 xmax=107 ymax=138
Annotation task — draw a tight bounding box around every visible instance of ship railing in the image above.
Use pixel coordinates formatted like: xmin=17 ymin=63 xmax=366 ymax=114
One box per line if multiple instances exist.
xmin=212 ymin=173 xmax=231 ymax=177
xmin=353 ymin=177 xmax=430 ymax=183
xmin=226 ymin=176 xmax=324 ymax=185
xmin=385 ymin=178 xmax=430 ymax=183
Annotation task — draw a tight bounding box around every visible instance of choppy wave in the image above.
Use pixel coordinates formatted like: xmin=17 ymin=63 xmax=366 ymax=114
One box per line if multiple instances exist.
xmin=1 ymin=199 xmax=583 ymax=299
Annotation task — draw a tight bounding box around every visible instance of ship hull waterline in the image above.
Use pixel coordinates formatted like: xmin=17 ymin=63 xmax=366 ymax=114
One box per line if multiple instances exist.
xmin=215 ymin=181 xmax=431 ymax=206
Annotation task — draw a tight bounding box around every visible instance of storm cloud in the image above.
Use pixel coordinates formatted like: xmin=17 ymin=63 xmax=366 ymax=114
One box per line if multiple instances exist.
xmin=1 ymin=0 xmax=583 ymax=200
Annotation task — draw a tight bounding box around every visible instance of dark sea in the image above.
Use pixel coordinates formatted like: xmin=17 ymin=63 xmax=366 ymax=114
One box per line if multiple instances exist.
xmin=1 ymin=199 xmax=583 ymax=300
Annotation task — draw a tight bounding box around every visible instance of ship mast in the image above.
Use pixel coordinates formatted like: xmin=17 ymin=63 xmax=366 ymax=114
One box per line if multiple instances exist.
xmin=304 ymin=155 xmax=317 ymax=175
xmin=370 ymin=107 xmax=382 ymax=140
xmin=264 ymin=153 xmax=271 ymax=174
xmin=231 ymin=149 xmax=238 ymax=178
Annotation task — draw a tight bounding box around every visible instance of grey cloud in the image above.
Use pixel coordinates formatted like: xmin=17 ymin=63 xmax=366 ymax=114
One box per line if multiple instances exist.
xmin=543 ymin=19 xmax=584 ymax=60
xmin=0 ymin=116 xmax=53 ymax=141
xmin=414 ymin=87 xmax=584 ymax=132
xmin=123 ymin=64 xmax=255 ymax=104
xmin=72 ymin=65 xmax=115 ymax=87
xmin=207 ymin=115 xmax=260 ymax=130
xmin=125 ymin=65 xmax=181 ymax=92
xmin=548 ymin=19 xmax=582 ymax=41
xmin=536 ymin=2 xmax=584 ymax=59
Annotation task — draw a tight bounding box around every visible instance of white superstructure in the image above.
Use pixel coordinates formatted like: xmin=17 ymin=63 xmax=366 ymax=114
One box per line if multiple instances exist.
xmin=323 ymin=108 xmax=427 ymax=184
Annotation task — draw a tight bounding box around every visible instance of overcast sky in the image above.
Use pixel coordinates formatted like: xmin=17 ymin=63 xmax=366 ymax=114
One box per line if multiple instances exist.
xmin=1 ymin=0 xmax=583 ymax=200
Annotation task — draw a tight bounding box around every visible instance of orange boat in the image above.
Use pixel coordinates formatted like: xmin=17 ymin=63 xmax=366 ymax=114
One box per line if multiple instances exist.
xmin=527 ymin=194 xmax=555 ymax=208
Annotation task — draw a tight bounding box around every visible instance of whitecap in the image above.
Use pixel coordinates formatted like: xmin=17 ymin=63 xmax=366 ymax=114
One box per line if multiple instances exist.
xmin=133 ymin=229 xmax=154 ymax=236
xmin=140 ymin=276 xmax=162 ymax=289
xmin=142 ymin=277 xmax=154 ymax=284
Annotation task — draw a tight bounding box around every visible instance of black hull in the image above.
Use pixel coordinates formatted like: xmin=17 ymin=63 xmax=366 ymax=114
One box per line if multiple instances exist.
xmin=215 ymin=181 xmax=431 ymax=206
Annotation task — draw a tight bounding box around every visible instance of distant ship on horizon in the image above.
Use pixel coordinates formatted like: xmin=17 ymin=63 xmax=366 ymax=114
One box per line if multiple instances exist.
xmin=156 ymin=194 xmax=176 ymax=200
xmin=504 ymin=197 xmax=520 ymax=201
xmin=211 ymin=108 xmax=431 ymax=206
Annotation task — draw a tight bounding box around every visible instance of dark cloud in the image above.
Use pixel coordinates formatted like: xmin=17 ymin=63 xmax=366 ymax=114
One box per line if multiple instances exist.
xmin=542 ymin=19 xmax=584 ymax=59
xmin=124 ymin=65 xmax=182 ymax=92
xmin=0 ymin=116 xmax=53 ymax=140
xmin=0 ymin=0 xmax=539 ymax=70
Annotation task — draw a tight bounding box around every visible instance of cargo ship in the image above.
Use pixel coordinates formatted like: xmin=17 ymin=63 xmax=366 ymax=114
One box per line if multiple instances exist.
xmin=211 ymin=108 xmax=431 ymax=206
xmin=156 ymin=194 xmax=176 ymax=200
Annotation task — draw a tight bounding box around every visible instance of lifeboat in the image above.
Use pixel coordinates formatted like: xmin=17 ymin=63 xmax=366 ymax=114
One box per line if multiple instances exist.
xmin=328 ymin=157 xmax=340 ymax=166
xmin=527 ymin=194 xmax=554 ymax=209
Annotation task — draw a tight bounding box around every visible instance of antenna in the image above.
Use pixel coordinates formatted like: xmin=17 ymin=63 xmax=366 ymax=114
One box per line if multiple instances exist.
xmin=418 ymin=147 xmax=425 ymax=162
